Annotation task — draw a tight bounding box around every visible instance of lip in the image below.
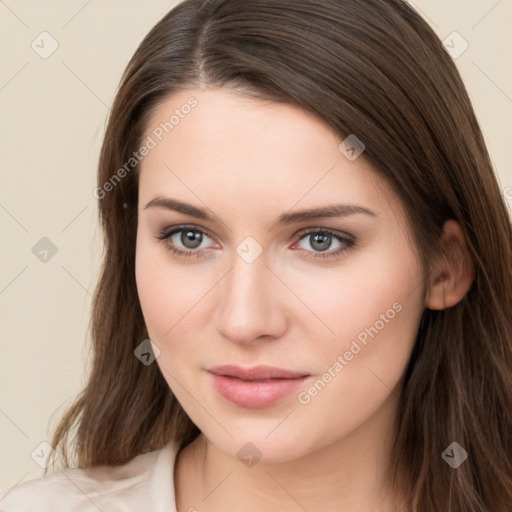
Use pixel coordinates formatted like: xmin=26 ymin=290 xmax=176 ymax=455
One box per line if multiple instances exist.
xmin=207 ymin=365 xmax=310 ymax=408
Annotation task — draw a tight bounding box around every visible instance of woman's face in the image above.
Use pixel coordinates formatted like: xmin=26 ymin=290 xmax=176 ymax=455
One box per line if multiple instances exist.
xmin=135 ymin=87 xmax=427 ymax=463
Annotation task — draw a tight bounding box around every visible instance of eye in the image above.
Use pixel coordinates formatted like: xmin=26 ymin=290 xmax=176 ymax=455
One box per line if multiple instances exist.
xmin=155 ymin=225 xmax=356 ymax=261
xmin=293 ymin=228 xmax=355 ymax=260
xmin=155 ymin=225 xmax=216 ymax=258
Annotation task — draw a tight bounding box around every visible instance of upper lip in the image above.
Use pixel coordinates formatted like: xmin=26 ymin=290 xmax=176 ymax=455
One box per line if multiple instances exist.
xmin=207 ymin=365 xmax=309 ymax=380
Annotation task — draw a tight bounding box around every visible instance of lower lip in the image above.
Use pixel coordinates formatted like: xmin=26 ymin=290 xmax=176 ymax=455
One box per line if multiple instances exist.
xmin=209 ymin=373 xmax=309 ymax=409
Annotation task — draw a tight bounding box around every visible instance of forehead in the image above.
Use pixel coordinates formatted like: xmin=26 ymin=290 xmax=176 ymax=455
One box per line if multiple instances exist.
xmin=138 ymin=87 xmax=400 ymax=224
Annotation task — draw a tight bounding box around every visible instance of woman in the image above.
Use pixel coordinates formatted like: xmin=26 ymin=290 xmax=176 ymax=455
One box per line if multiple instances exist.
xmin=1 ymin=0 xmax=511 ymax=510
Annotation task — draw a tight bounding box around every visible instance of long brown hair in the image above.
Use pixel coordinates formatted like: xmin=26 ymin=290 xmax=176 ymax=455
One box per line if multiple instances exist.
xmin=49 ymin=1 xmax=512 ymax=510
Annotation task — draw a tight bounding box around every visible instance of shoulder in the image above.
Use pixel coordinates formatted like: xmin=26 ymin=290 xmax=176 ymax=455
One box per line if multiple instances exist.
xmin=0 ymin=440 xmax=181 ymax=512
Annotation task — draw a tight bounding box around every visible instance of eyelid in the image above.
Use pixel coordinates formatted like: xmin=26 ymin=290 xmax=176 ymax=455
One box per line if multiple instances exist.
xmin=157 ymin=224 xmax=352 ymax=243
xmin=295 ymin=226 xmax=353 ymax=239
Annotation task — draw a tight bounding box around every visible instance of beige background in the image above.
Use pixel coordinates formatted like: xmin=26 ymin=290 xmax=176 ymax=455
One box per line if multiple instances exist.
xmin=1 ymin=0 xmax=511 ymax=489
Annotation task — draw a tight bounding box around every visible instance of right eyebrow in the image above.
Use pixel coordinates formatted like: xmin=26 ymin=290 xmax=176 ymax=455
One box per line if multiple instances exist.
xmin=144 ymin=196 xmax=215 ymax=221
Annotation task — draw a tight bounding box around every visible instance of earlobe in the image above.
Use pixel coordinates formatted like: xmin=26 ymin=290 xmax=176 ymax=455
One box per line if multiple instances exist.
xmin=425 ymin=219 xmax=475 ymax=310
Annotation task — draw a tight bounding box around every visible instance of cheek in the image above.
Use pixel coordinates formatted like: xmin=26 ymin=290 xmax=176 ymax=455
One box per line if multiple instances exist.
xmin=291 ymin=248 xmax=425 ymax=415
xmin=279 ymin=239 xmax=424 ymax=354
xmin=135 ymin=238 xmax=203 ymax=341
xmin=291 ymin=262 xmax=424 ymax=444
xmin=321 ymin=253 xmax=424 ymax=391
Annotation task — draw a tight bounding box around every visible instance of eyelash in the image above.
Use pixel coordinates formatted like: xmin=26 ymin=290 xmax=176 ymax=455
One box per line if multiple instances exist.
xmin=155 ymin=225 xmax=356 ymax=260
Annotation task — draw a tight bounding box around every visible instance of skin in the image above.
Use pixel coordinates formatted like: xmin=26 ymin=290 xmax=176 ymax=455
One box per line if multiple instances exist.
xmin=135 ymin=87 xmax=474 ymax=512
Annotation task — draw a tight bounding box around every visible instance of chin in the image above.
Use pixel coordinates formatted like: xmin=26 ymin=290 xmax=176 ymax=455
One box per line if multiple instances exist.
xmin=206 ymin=428 xmax=318 ymax=466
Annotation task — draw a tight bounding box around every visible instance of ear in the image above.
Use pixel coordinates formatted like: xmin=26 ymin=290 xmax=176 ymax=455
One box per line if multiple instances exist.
xmin=425 ymin=219 xmax=475 ymax=310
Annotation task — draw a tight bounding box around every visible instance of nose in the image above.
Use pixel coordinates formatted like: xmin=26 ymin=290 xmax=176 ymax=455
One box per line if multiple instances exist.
xmin=214 ymin=251 xmax=288 ymax=345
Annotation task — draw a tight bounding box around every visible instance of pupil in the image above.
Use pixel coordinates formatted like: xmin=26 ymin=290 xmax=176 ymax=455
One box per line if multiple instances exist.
xmin=182 ymin=230 xmax=202 ymax=249
xmin=312 ymin=233 xmax=330 ymax=252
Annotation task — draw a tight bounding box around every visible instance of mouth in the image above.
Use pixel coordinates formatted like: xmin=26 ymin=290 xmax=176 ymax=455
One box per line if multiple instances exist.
xmin=208 ymin=364 xmax=309 ymax=380
xmin=207 ymin=365 xmax=311 ymax=408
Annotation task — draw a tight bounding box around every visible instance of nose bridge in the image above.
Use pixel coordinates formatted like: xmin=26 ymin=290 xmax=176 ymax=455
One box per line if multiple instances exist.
xmin=228 ymin=254 xmax=265 ymax=308
xmin=214 ymin=245 xmax=286 ymax=344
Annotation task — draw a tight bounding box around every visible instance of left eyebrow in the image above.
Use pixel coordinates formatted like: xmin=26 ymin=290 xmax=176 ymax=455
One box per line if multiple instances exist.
xmin=274 ymin=204 xmax=377 ymax=225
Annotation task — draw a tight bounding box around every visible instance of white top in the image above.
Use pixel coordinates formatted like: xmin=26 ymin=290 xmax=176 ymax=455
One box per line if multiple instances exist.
xmin=0 ymin=440 xmax=181 ymax=511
